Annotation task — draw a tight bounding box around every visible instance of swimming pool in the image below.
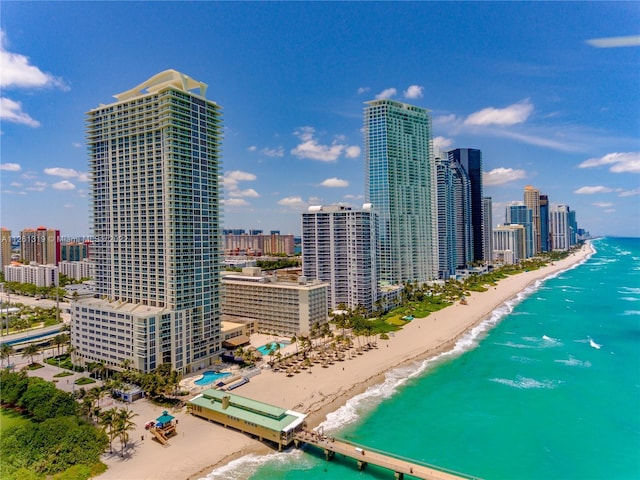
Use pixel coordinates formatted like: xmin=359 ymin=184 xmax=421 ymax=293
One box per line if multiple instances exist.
xmin=194 ymin=371 xmax=232 ymax=386
xmin=256 ymin=342 xmax=288 ymax=355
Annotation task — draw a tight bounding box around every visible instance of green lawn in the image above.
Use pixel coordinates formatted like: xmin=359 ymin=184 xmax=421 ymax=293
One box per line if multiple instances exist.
xmin=0 ymin=408 xmax=31 ymax=433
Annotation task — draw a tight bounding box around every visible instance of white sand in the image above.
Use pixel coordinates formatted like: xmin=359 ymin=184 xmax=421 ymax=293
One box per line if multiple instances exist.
xmin=97 ymin=243 xmax=593 ymax=480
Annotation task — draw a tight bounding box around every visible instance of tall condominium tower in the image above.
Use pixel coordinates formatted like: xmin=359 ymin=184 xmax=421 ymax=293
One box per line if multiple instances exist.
xmin=448 ymin=148 xmax=484 ymax=262
xmin=549 ymin=204 xmax=572 ymax=251
xmin=1 ymin=228 xmax=11 ymax=268
xmin=71 ymin=70 xmax=223 ymax=374
xmin=523 ymin=185 xmax=541 ymax=255
xmin=302 ymin=205 xmax=377 ymax=313
xmin=364 ymin=99 xmax=439 ymax=285
xmin=435 ymin=153 xmax=472 ymax=278
xmin=505 ymin=201 xmax=534 ymax=258
xmin=539 ymin=194 xmax=550 ymax=252
xmin=20 ymin=226 xmax=60 ymax=265
xmin=482 ymin=196 xmax=493 ymax=262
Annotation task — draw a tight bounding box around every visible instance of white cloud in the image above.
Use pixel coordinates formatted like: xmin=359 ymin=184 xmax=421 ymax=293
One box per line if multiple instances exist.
xmin=320 ymin=177 xmax=349 ymax=188
xmin=0 ymin=97 xmax=40 ymax=127
xmin=619 ymin=188 xmax=640 ymax=197
xmin=586 ymin=35 xmax=640 ymax=48
xmin=0 ymin=31 xmax=66 ymax=89
xmin=64 ymin=203 xmax=74 ymax=208
xmin=247 ymin=145 xmax=257 ymax=152
xmin=0 ymin=162 xmax=21 ymax=171
xmin=375 ymin=88 xmax=397 ymax=100
xmin=578 ymin=152 xmax=640 ymax=173
xmin=72 ymin=142 xmax=82 ymax=148
xmin=261 ymin=146 xmax=284 ymax=158
xmin=483 ymin=167 xmax=527 ymax=186
xmin=573 ymin=185 xmax=614 ymax=194
xmin=277 ymin=196 xmax=307 ymax=209
xmin=345 ymin=146 xmax=361 ymax=158
xmin=44 ymin=167 xmax=88 ymax=181
xmin=357 ymin=87 xmax=370 ymax=95
xmin=10 ymin=182 xmax=22 ymax=187
xmin=291 ymin=126 xmax=358 ymax=162
xmin=433 ymin=136 xmax=453 ymax=151
xmin=52 ymin=180 xmax=75 ymax=190
xmin=224 ymin=198 xmax=250 ymax=207
xmin=592 ymin=201 xmax=613 ymax=208
xmin=403 ymin=85 xmax=424 ymax=99
xmin=465 ymin=99 xmax=533 ymax=126
xmin=229 ymin=188 xmax=260 ymax=198
xmin=223 ymin=170 xmax=257 ymax=189
xmin=344 ymin=194 xmax=364 ymax=200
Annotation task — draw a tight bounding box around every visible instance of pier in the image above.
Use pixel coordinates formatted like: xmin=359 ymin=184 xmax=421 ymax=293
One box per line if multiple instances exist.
xmin=294 ymin=430 xmax=480 ymax=480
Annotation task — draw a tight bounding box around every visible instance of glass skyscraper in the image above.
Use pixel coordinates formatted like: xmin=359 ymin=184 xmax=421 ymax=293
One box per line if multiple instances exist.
xmin=364 ymin=99 xmax=439 ymax=285
xmin=71 ymin=70 xmax=222 ymax=374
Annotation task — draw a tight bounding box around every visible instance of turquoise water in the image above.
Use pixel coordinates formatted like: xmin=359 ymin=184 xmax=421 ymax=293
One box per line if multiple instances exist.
xmin=203 ymin=238 xmax=640 ymax=480
xmin=257 ymin=342 xmax=288 ymax=355
xmin=194 ymin=371 xmax=231 ymax=387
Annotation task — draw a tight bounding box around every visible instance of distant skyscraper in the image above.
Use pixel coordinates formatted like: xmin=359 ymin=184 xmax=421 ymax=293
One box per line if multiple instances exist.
xmin=524 ymin=185 xmax=541 ymax=255
xmin=302 ymin=205 xmax=377 ymax=313
xmin=364 ymin=99 xmax=439 ymax=284
xmin=1 ymin=228 xmax=11 ymax=268
xmin=549 ymin=204 xmax=572 ymax=251
xmin=448 ymin=148 xmax=484 ymax=262
xmin=539 ymin=194 xmax=550 ymax=252
xmin=482 ymin=197 xmax=493 ymax=262
xmin=71 ymin=70 xmax=223 ymax=373
xmin=20 ymin=226 xmax=60 ymax=265
xmin=492 ymin=224 xmax=526 ymax=264
xmin=505 ymin=202 xmax=534 ymax=258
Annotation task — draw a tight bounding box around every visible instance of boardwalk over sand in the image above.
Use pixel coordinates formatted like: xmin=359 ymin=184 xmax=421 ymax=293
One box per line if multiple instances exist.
xmin=294 ymin=430 xmax=480 ymax=480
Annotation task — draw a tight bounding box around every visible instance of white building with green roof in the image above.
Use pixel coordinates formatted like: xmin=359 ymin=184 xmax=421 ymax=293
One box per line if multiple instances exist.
xmin=188 ymin=389 xmax=306 ymax=450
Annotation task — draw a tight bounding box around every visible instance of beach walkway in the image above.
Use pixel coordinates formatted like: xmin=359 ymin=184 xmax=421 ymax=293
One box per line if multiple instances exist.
xmin=294 ymin=430 xmax=480 ymax=480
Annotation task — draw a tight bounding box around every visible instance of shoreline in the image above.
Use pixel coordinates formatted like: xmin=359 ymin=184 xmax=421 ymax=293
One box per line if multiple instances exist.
xmin=98 ymin=243 xmax=593 ymax=480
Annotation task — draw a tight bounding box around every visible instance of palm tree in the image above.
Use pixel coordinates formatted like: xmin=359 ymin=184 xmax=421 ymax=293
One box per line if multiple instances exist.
xmin=0 ymin=343 xmax=14 ymax=368
xmin=115 ymin=408 xmax=138 ymax=456
xmin=100 ymin=407 xmax=119 ymax=454
xmin=22 ymin=343 xmax=40 ymax=365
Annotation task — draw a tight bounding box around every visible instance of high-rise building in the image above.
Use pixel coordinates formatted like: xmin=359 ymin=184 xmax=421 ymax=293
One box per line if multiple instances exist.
xmin=492 ymin=224 xmax=526 ymax=264
xmin=302 ymin=205 xmax=377 ymax=313
xmin=539 ymin=194 xmax=550 ymax=252
xmin=71 ymin=70 xmax=223 ymax=373
xmin=1 ymin=228 xmax=11 ymax=268
xmin=524 ymin=185 xmax=541 ymax=255
xmin=435 ymin=153 xmax=472 ymax=278
xmin=364 ymin=99 xmax=439 ymax=284
xmin=19 ymin=226 xmax=60 ymax=265
xmin=549 ymin=204 xmax=572 ymax=251
xmin=482 ymin=197 xmax=493 ymax=263
xmin=61 ymin=241 xmax=91 ymax=262
xmin=505 ymin=202 xmax=534 ymax=258
xmin=448 ymin=148 xmax=484 ymax=261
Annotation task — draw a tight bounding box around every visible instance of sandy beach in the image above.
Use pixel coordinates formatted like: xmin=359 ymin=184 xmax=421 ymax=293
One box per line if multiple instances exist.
xmin=97 ymin=243 xmax=593 ymax=480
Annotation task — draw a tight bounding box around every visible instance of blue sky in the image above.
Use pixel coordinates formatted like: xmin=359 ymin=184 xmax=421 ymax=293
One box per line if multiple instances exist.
xmin=1 ymin=2 xmax=639 ymax=238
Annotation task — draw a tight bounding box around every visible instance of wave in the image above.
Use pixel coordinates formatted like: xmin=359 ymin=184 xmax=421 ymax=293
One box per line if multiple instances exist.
xmin=622 ymin=310 xmax=640 ymax=316
xmin=554 ymin=356 xmax=592 ymax=368
xmin=201 ymin=450 xmax=309 ymax=479
xmin=619 ymin=287 xmax=640 ymax=295
xmin=619 ymin=297 xmax=640 ymax=302
xmin=589 ymin=338 xmax=602 ymax=349
xmin=490 ymin=375 xmax=563 ymax=390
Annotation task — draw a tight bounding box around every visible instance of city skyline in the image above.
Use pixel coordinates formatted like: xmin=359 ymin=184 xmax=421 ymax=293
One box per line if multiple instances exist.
xmin=1 ymin=2 xmax=639 ymax=237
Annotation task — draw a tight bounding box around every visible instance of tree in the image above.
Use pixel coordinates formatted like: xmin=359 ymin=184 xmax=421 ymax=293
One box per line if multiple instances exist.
xmin=22 ymin=343 xmax=40 ymax=365
xmin=100 ymin=407 xmax=119 ymax=454
xmin=115 ymin=408 xmax=138 ymax=457
xmin=1 ymin=343 xmax=15 ymax=368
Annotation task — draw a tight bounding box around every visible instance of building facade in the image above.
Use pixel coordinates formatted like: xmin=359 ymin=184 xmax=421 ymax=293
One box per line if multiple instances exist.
xmin=505 ymin=202 xmax=534 ymax=258
xmin=523 ymin=185 xmax=541 ymax=255
xmin=221 ymin=267 xmax=328 ymax=336
xmin=364 ymin=99 xmax=439 ymax=285
xmin=19 ymin=227 xmax=60 ymax=265
xmin=492 ymin=224 xmax=526 ymax=264
xmin=302 ymin=205 xmax=377 ymax=313
xmin=4 ymin=263 xmax=59 ymax=287
xmin=448 ymin=148 xmax=484 ymax=262
xmin=59 ymin=259 xmax=93 ymax=281
xmin=482 ymin=196 xmax=493 ymax=264
xmin=549 ymin=204 xmax=572 ymax=251
xmin=224 ymin=233 xmax=295 ymax=256
xmin=1 ymin=228 xmax=11 ymax=268
xmin=71 ymin=70 xmax=223 ymax=374
xmin=539 ymin=194 xmax=550 ymax=252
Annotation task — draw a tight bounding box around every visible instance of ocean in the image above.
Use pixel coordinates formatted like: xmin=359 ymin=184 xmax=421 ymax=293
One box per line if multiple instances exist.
xmin=204 ymin=237 xmax=640 ymax=480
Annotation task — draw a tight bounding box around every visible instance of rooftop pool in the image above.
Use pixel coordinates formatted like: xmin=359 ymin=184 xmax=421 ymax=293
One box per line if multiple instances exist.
xmin=256 ymin=342 xmax=288 ymax=355
xmin=194 ymin=371 xmax=232 ymax=387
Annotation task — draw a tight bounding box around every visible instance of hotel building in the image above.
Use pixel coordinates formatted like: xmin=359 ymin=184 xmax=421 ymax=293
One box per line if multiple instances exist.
xmin=492 ymin=224 xmax=527 ymax=265
xmin=221 ymin=267 xmax=328 ymax=336
xmin=71 ymin=70 xmax=223 ymax=374
xmin=364 ymin=99 xmax=439 ymax=285
xmin=302 ymin=205 xmax=377 ymax=313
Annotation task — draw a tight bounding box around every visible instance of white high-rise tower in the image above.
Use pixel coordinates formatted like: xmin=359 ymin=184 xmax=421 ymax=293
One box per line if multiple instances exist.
xmin=71 ymin=70 xmax=223 ymax=374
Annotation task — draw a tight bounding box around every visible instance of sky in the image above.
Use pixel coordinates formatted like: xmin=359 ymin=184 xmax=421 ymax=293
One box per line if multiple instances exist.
xmin=1 ymin=2 xmax=639 ymax=239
